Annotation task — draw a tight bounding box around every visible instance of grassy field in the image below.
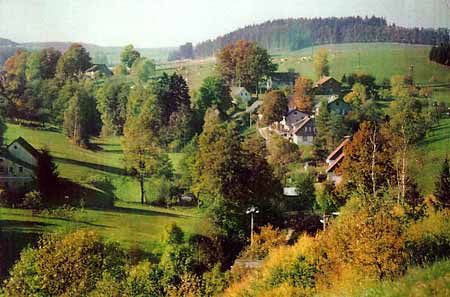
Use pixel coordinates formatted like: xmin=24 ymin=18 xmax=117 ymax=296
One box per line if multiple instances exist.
xmin=275 ymin=43 xmax=450 ymax=85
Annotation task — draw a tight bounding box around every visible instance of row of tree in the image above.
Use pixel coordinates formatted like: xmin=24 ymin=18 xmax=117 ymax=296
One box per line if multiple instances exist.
xmin=195 ymin=16 xmax=450 ymax=58
xmin=429 ymin=43 xmax=450 ymax=66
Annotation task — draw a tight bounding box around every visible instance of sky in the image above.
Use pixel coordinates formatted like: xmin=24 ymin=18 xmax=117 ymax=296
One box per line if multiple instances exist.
xmin=0 ymin=0 xmax=449 ymax=48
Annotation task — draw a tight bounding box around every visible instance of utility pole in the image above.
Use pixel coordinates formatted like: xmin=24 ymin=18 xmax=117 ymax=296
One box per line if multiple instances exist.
xmin=246 ymin=206 xmax=259 ymax=246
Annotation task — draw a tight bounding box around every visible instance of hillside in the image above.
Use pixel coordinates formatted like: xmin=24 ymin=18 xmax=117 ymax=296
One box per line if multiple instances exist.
xmin=194 ymin=16 xmax=449 ymax=58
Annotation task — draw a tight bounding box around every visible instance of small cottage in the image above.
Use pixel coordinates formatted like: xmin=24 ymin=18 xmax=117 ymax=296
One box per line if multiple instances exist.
xmin=280 ymin=108 xmax=310 ymax=130
xmin=0 ymin=137 xmax=40 ymax=190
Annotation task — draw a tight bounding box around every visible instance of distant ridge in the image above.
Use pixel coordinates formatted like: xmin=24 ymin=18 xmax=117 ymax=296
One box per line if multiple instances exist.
xmin=194 ymin=16 xmax=450 ymax=58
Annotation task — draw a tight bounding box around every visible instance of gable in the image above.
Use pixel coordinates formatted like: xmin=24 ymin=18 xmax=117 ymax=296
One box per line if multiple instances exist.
xmin=7 ymin=138 xmax=39 ymax=167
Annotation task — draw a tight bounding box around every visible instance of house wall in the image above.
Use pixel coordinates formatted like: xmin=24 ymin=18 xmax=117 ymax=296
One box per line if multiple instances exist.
xmin=314 ymin=79 xmax=342 ymax=95
xmin=293 ymin=135 xmax=314 ymax=145
xmin=8 ymin=142 xmax=38 ymax=167
xmin=0 ymin=157 xmax=34 ymax=190
xmin=327 ymin=173 xmax=343 ymax=185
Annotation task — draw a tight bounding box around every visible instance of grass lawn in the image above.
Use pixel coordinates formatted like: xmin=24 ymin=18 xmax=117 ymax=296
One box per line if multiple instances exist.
xmin=3 ymin=123 xmax=186 ymax=204
xmin=412 ymin=117 xmax=450 ymax=194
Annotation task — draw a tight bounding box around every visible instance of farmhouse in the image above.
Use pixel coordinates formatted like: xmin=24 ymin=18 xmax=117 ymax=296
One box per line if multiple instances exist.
xmin=266 ymin=72 xmax=299 ymax=90
xmin=0 ymin=137 xmax=39 ymax=190
xmin=312 ymin=76 xmax=342 ymax=95
xmin=326 ymin=137 xmax=351 ymax=184
xmin=85 ymin=64 xmax=113 ymax=79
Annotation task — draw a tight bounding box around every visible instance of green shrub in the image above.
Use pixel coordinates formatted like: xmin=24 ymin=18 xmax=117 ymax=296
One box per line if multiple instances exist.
xmin=123 ymin=261 xmax=164 ymax=297
xmin=162 ymin=223 xmax=185 ymax=245
xmin=406 ymin=209 xmax=450 ymax=264
xmin=21 ymin=191 xmax=43 ymax=209
xmin=3 ymin=230 xmax=127 ymax=297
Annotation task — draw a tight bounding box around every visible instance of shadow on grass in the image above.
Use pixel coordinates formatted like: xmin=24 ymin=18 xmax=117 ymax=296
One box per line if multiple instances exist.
xmin=110 ymin=205 xmax=187 ymax=218
xmin=54 ymin=157 xmax=127 ymax=176
xmin=0 ymin=226 xmax=41 ymax=281
xmin=58 ymin=178 xmax=115 ymax=209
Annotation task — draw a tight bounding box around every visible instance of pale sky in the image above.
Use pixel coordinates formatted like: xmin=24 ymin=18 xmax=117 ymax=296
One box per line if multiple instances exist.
xmin=0 ymin=0 xmax=449 ymax=48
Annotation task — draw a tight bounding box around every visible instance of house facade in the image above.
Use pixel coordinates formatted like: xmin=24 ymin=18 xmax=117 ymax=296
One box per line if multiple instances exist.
xmin=0 ymin=137 xmax=39 ymax=190
xmin=291 ymin=117 xmax=316 ymax=145
xmin=280 ymin=108 xmax=310 ymax=130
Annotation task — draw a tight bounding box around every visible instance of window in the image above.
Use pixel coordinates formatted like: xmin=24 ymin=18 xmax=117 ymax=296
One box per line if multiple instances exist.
xmin=19 ymin=166 xmax=23 ymax=173
xmin=0 ymin=167 xmax=3 ymax=173
xmin=0 ymin=158 xmax=3 ymax=162
xmin=13 ymin=145 xmax=17 ymax=149
xmin=303 ymin=135 xmax=308 ymax=142
xmin=9 ymin=167 xmax=13 ymax=173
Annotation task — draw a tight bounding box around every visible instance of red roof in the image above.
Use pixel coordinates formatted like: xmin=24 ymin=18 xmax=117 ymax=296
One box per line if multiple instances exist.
xmin=326 ymin=152 xmax=345 ymax=173
xmin=326 ymin=138 xmax=350 ymax=163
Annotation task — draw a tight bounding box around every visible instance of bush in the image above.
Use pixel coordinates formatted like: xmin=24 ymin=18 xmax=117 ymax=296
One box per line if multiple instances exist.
xmin=162 ymin=223 xmax=185 ymax=245
xmin=3 ymin=230 xmax=127 ymax=297
xmin=148 ymin=177 xmax=174 ymax=206
xmin=21 ymin=191 xmax=43 ymax=209
xmin=123 ymin=261 xmax=164 ymax=297
xmin=406 ymin=209 xmax=450 ymax=264
xmin=240 ymin=224 xmax=286 ymax=260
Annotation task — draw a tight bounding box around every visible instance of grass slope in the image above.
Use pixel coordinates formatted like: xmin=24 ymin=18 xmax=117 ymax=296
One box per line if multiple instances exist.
xmin=351 ymin=260 xmax=450 ymax=297
xmin=4 ymin=123 xmax=184 ymax=204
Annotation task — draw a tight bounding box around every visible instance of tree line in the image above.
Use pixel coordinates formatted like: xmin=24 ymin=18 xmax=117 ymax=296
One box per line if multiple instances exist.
xmin=194 ymin=16 xmax=450 ymax=58
xmin=429 ymin=43 xmax=450 ymax=66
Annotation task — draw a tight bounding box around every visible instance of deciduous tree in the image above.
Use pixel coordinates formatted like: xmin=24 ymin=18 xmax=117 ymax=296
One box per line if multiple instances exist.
xmin=291 ymin=77 xmax=313 ymax=112
xmin=259 ymin=90 xmax=288 ymax=126
xmin=314 ymin=48 xmax=330 ymax=79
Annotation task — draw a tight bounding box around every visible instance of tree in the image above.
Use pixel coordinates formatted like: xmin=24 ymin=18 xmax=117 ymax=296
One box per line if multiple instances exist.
xmin=195 ymin=76 xmax=232 ymax=118
xmin=314 ymin=48 xmax=330 ymax=79
xmin=162 ymin=223 xmax=185 ymax=245
xmin=259 ymin=90 xmax=288 ymax=126
xmin=291 ymin=77 xmax=313 ymax=112
xmin=35 ymin=148 xmax=59 ymax=204
xmin=344 ymin=82 xmax=367 ymax=106
xmin=340 ymin=122 xmax=395 ymax=199
xmin=130 ymin=57 xmax=156 ymax=82
xmin=123 ymin=90 xmax=161 ymax=204
xmin=290 ymin=172 xmax=315 ymax=211
xmin=63 ymin=81 xmax=98 ymax=147
xmin=266 ymin=134 xmax=300 ymax=183
xmin=56 ymin=43 xmax=92 ymax=80
xmin=96 ymin=78 xmax=130 ymax=136
xmin=39 ymin=48 xmax=61 ymax=79
xmin=435 ymin=158 xmax=450 ymax=208
xmin=217 ymin=40 xmax=277 ymax=92
xmin=25 ymin=52 xmax=42 ymax=81
xmin=120 ymin=44 xmax=141 ymax=68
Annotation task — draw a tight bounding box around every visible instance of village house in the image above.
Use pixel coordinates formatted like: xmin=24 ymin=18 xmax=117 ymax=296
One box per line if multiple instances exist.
xmin=85 ymin=64 xmax=113 ymax=79
xmin=266 ymin=72 xmax=299 ymax=91
xmin=325 ymin=137 xmax=351 ymax=184
xmin=280 ymin=108 xmax=310 ymax=130
xmin=231 ymin=86 xmax=252 ymax=105
xmin=290 ymin=116 xmax=316 ymax=146
xmin=312 ymin=76 xmax=342 ymax=95
xmin=0 ymin=137 xmax=39 ymax=190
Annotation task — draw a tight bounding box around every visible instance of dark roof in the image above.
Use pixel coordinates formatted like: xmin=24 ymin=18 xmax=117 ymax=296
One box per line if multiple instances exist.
xmin=85 ymin=64 xmax=113 ymax=76
xmin=8 ymin=137 xmax=40 ymax=160
xmin=314 ymin=76 xmax=341 ymax=87
xmin=270 ymin=72 xmax=299 ymax=82
xmin=292 ymin=117 xmax=313 ymax=135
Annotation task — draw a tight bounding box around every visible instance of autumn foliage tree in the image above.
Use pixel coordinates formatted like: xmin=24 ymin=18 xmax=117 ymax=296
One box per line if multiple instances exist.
xmin=259 ymin=90 xmax=288 ymax=126
xmin=314 ymin=48 xmax=330 ymax=79
xmin=291 ymin=76 xmax=313 ymax=112
xmin=217 ymin=40 xmax=276 ymax=92
xmin=56 ymin=43 xmax=92 ymax=80
xmin=339 ymin=121 xmax=395 ymax=199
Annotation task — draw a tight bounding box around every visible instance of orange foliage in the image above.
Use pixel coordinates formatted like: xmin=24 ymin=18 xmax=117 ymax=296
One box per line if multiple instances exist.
xmin=291 ymin=77 xmax=313 ymax=112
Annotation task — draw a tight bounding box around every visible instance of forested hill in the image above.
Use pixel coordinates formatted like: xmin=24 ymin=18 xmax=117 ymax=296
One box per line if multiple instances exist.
xmin=194 ymin=16 xmax=450 ymax=58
